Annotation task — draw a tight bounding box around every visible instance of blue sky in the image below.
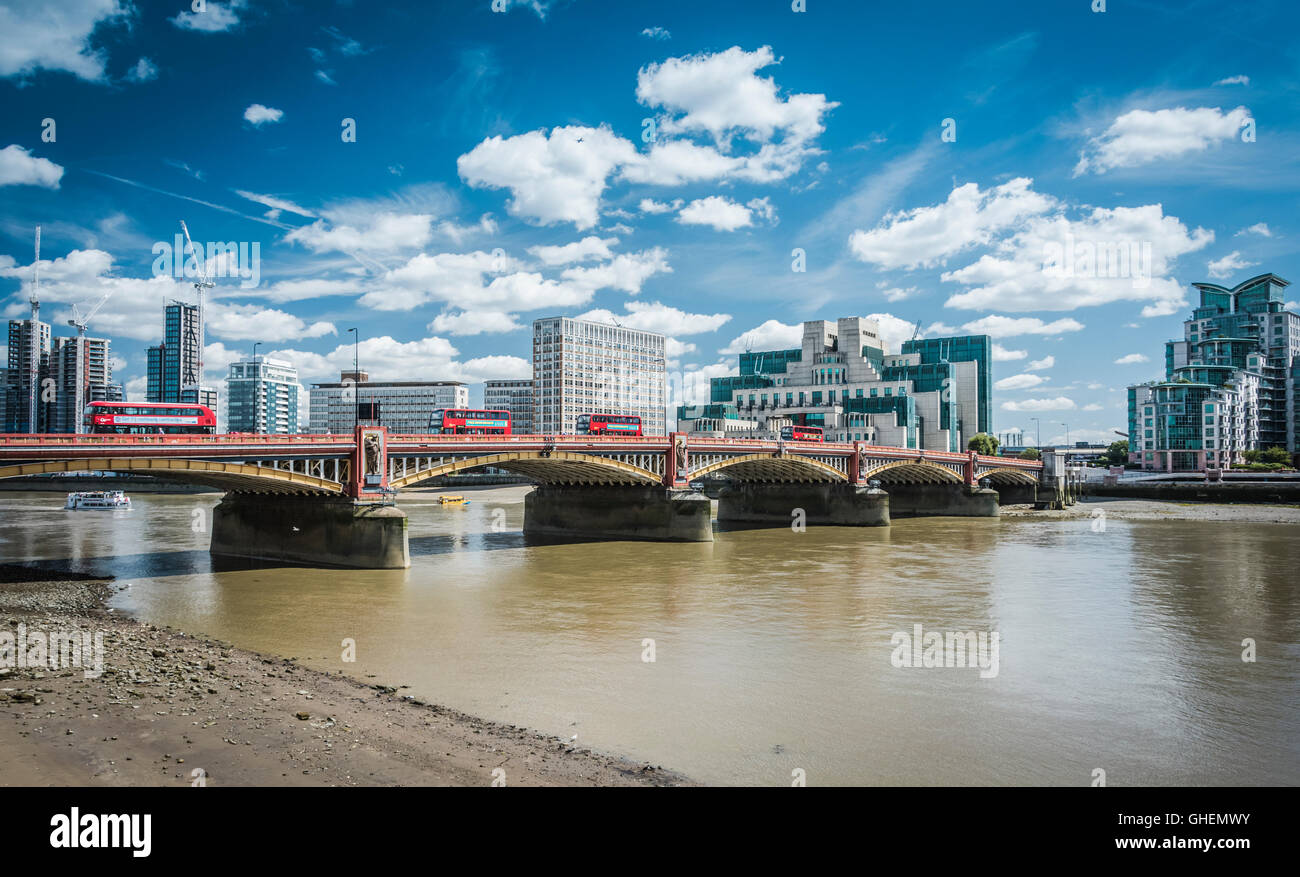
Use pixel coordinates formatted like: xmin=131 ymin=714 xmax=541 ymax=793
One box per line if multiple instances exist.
xmin=1 ymin=0 xmax=1297 ymax=442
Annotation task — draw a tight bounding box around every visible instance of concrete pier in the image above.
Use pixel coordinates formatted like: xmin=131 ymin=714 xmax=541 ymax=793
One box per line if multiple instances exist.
xmin=523 ymin=485 xmax=714 ymax=542
xmin=885 ymin=484 xmax=1000 ymax=518
xmin=717 ymin=482 xmax=890 ymax=528
xmin=210 ymin=493 xmax=410 ymax=569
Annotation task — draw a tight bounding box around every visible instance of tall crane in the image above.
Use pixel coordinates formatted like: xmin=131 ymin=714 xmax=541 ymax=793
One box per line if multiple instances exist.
xmin=67 ymin=292 xmax=112 ymax=434
xmin=29 ymin=226 xmax=41 ymax=433
xmin=179 ymin=220 xmax=214 ymax=399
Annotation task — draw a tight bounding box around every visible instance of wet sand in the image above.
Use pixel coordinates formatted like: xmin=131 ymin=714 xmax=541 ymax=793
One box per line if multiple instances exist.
xmin=1000 ymin=495 xmax=1300 ymax=524
xmin=0 ymin=565 xmax=694 ymax=787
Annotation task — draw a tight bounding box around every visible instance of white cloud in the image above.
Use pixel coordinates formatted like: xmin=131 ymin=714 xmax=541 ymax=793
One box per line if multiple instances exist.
xmin=1213 ymin=75 xmax=1249 ymax=86
xmin=528 ymin=235 xmax=617 ymax=266
xmin=428 ymin=310 xmax=523 ymax=336
xmin=243 ymin=103 xmax=284 ymax=126
xmin=1073 ymin=106 xmax=1253 ymax=176
xmin=559 ymin=248 xmax=671 ymax=294
xmin=286 ymin=212 xmax=433 ymax=255
xmin=1082 ymin=403 xmax=1104 ymax=411
xmin=677 ymin=196 xmax=755 ymax=231
xmin=1207 ymin=250 xmax=1257 ymax=280
xmin=171 ymin=0 xmax=245 ymax=33
xmin=849 ymin=177 xmax=1056 ymax=270
xmin=995 ymin=374 xmax=1046 ymax=390
xmin=992 ymin=343 xmax=1027 ymax=361
xmin=641 ymin=26 xmax=671 ymax=40
xmin=1001 ymin=397 xmax=1077 ymax=412
xmin=865 ymin=312 xmax=927 ymax=353
xmin=457 ymin=125 xmax=637 ymax=230
xmin=274 ymin=336 xmax=531 ymax=385
xmin=0 ymin=144 xmax=63 ymax=188
xmin=204 ymin=304 xmax=336 ymax=343
xmin=125 ymin=57 xmax=157 ymax=82
xmin=1026 ymin=355 xmax=1054 ymax=371
xmin=577 ymin=301 xmax=730 ymax=336
xmin=1114 ymin=353 xmax=1149 ymax=364
xmin=958 ymin=315 xmax=1085 ymax=338
xmin=0 ymin=0 xmax=130 ymax=81
xmin=877 ymin=284 xmax=918 ymax=302
xmin=720 ymin=319 xmax=801 ymax=354
xmin=1235 ymin=222 xmax=1271 ymax=238
xmin=639 ymin=198 xmax=682 ymax=215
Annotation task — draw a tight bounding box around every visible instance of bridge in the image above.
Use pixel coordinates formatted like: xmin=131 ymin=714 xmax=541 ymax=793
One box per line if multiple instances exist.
xmin=0 ymin=428 xmax=1068 ymax=568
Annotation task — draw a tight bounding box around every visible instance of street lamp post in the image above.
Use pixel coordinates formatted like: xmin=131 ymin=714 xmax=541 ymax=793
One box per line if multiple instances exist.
xmin=348 ymin=327 xmax=359 ymax=434
xmin=1030 ymin=417 xmax=1041 ymax=447
xmin=1059 ymin=422 xmax=1070 ymax=445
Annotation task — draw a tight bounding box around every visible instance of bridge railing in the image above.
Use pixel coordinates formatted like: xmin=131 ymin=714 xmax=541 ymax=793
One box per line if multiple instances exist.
xmin=0 ymin=433 xmax=354 ymax=446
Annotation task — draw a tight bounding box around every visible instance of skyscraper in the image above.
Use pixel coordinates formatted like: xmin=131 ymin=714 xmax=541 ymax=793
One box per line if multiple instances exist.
xmin=532 ymin=317 xmax=667 ymax=435
xmin=146 ymin=301 xmax=216 ymax=408
xmin=46 ymin=335 xmax=117 ymax=433
xmin=4 ymin=313 xmax=50 ymax=433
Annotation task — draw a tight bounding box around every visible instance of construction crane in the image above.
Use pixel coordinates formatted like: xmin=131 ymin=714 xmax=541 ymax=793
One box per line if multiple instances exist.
xmin=29 ymin=226 xmax=41 ymax=433
xmin=909 ymin=319 xmax=923 ymax=342
xmin=66 ymin=291 xmax=112 ymax=434
xmin=179 ymin=220 xmax=214 ymax=399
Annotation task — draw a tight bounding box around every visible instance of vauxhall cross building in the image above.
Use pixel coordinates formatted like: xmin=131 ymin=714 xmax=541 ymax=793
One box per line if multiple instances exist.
xmin=677 ymin=317 xmax=991 ymax=451
xmin=1127 ymin=273 xmax=1299 ymax=471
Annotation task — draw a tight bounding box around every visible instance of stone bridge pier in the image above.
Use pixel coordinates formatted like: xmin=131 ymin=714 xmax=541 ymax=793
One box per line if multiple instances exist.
xmin=524 ymin=485 xmax=713 ymax=542
xmin=717 ymin=482 xmax=890 ymax=527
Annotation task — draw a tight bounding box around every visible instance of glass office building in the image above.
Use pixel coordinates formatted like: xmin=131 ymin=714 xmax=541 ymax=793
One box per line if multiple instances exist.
xmin=484 ymin=379 xmax=535 ymax=434
xmin=680 ymin=317 xmax=990 ymax=451
xmin=226 ymin=357 xmax=301 ymax=434
xmin=308 ymin=373 xmax=468 ymax=434
xmin=146 ymin=301 xmax=216 ymax=409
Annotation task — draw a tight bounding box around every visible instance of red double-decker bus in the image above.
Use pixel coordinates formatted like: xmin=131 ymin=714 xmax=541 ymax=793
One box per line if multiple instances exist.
xmin=576 ymin=414 xmax=642 ymax=436
xmin=85 ymin=401 xmax=217 ymax=434
xmin=429 ymin=408 xmax=512 ymax=435
xmin=780 ymin=424 xmax=824 ymax=442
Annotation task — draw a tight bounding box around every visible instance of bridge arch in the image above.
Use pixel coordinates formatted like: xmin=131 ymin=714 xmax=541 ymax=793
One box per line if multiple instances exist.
xmin=689 ymin=453 xmax=848 ymax=483
xmin=0 ymin=458 xmax=344 ymax=494
xmin=388 ymin=451 xmax=661 ymax=488
xmin=861 ymin=460 xmax=964 ymax=484
xmin=976 ymin=467 xmax=1040 ymax=486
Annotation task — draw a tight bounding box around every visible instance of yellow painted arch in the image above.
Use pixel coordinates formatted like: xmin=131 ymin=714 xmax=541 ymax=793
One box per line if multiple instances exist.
xmin=388 ymin=450 xmax=661 ymax=488
xmin=0 ymin=458 xmax=345 ymax=494
xmin=861 ymin=459 xmax=964 ymax=484
xmin=690 ymin=453 xmax=848 ymax=482
xmin=975 ymin=467 xmax=1040 ymax=486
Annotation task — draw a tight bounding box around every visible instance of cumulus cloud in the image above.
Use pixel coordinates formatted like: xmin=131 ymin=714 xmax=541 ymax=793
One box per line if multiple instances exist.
xmin=273 ymin=336 xmax=531 ymax=385
xmin=0 ymin=0 xmax=130 ymax=81
xmin=1114 ymin=353 xmax=1149 ymax=364
xmin=527 ymin=235 xmax=617 ymax=266
xmin=1207 ymin=250 xmax=1257 ymax=280
xmin=0 ymin=144 xmax=64 ymax=188
xmin=992 ymin=343 xmax=1027 ymax=361
xmin=243 ymin=103 xmax=284 ymax=126
xmin=577 ymin=301 xmax=730 ymax=336
xmin=641 ymin=26 xmax=671 ymax=40
xmin=206 ymin=303 xmax=337 ymax=342
xmin=1073 ymin=106 xmax=1252 ymax=176
xmin=720 ymin=319 xmax=801 ymax=354
xmin=171 ymin=0 xmax=245 ymax=33
xmin=677 ymin=196 xmax=756 ymax=231
xmin=1001 ymin=397 xmax=1077 ymax=412
xmin=1235 ymin=222 xmax=1271 ymax=238
xmin=957 ymin=315 xmax=1084 ymax=338
xmin=995 ymin=374 xmax=1046 ymax=391
xmin=428 ymin=310 xmax=524 ymax=336
xmin=286 ymin=212 xmax=433 ymax=255
xmin=1025 ymin=355 xmax=1055 ymax=371
xmin=125 ymin=57 xmax=157 ymax=82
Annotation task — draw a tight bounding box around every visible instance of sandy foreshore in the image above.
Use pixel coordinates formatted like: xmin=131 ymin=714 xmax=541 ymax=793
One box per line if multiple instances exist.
xmin=0 ymin=565 xmax=694 ymax=787
xmin=999 ymin=495 xmax=1300 ymax=524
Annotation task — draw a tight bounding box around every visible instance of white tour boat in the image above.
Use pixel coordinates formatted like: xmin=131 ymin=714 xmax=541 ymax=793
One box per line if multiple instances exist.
xmin=65 ymin=490 xmax=132 ymax=510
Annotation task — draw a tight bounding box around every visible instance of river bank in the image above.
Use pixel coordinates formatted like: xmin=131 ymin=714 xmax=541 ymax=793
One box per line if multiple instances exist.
xmin=1000 ymin=495 xmax=1300 ymax=523
xmin=0 ymin=564 xmax=694 ymax=787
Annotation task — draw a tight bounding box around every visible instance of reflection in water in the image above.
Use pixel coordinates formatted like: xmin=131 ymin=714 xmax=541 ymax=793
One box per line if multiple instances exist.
xmin=1 ymin=489 xmax=1295 ymax=786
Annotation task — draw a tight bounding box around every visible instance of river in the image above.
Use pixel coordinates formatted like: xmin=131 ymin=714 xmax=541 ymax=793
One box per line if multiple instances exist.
xmin=2 ymin=487 xmax=1296 ymax=786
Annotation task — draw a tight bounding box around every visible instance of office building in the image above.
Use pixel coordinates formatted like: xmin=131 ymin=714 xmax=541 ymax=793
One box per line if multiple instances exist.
xmin=532 ymin=316 xmax=667 ymax=435
xmin=146 ymin=301 xmax=216 ymax=409
xmin=3 ymin=311 xmax=50 ymax=433
xmin=308 ymin=372 xmax=468 ymax=434
xmin=679 ymin=317 xmax=990 ymax=451
xmin=484 ymin=379 xmax=535 ymax=434
xmin=226 ymin=356 xmax=300 ymax=434
xmin=1128 ymin=273 xmax=1299 ymax=471
xmin=46 ymin=336 xmax=118 ymax=433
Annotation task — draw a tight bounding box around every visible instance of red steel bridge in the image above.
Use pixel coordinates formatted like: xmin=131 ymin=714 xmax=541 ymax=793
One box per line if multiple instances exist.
xmin=0 ymin=429 xmax=1042 ymax=496
xmin=0 ymin=428 xmax=1055 ymax=567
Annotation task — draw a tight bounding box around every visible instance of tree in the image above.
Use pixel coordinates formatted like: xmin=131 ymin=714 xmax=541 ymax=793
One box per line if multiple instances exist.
xmin=1101 ymin=440 xmax=1129 ymax=467
xmin=1259 ymin=446 xmax=1292 ymax=465
xmin=968 ymin=433 xmax=1000 ymax=456
xmin=1018 ymin=448 xmax=1041 ymax=460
